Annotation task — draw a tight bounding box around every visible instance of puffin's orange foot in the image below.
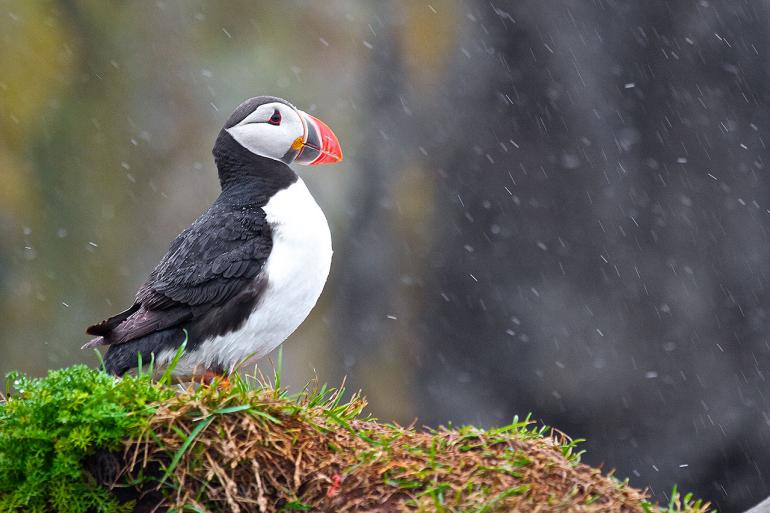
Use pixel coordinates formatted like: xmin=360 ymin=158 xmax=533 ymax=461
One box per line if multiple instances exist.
xmin=200 ymin=369 xmax=231 ymax=390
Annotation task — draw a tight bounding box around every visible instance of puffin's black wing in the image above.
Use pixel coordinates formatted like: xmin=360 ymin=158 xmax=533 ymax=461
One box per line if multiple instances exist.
xmin=85 ymin=204 xmax=271 ymax=346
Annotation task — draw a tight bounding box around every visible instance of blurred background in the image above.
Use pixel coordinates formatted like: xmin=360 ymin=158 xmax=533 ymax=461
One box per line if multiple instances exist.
xmin=1 ymin=1 xmax=768 ymax=511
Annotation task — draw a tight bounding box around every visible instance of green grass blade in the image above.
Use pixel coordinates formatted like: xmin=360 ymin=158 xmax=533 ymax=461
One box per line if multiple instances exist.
xmin=160 ymin=415 xmax=214 ymax=484
xmin=212 ymin=404 xmax=252 ymax=415
xmin=92 ymin=348 xmax=107 ymax=373
xmin=159 ymin=330 xmax=188 ymax=386
xmin=274 ymin=346 xmax=283 ymax=391
xmin=250 ymin=409 xmax=282 ymax=425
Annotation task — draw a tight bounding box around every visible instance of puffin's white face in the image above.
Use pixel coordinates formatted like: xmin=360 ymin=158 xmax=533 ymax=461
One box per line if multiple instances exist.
xmin=224 ymin=98 xmax=343 ymax=166
xmin=225 ymin=102 xmax=305 ymax=162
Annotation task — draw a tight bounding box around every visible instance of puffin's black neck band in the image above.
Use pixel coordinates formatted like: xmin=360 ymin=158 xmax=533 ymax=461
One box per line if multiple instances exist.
xmin=212 ymin=130 xmax=297 ymax=206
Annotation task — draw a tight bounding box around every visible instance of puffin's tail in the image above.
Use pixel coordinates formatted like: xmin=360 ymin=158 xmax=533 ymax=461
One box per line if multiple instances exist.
xmin=83 ymin=303 xmax=141 ymax=351
xmin=82 ymin=337 xmax=106 ymax=350
xmin=86 ymin=303 xmax=140 ymax=337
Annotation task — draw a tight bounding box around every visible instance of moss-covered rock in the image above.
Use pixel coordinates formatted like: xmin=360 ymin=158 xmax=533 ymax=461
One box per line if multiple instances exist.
xmin=0 ymin=366 xmax=711 ymax=513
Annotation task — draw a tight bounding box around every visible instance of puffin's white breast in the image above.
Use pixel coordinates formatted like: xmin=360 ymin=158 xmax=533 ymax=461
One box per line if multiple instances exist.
xmin=173 ymin=177 xmax=332 ymax=375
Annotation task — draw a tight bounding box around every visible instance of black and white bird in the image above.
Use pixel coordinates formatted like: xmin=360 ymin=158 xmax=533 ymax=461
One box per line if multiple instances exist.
xmin=84 ymin=96 xmax=342 ymax=381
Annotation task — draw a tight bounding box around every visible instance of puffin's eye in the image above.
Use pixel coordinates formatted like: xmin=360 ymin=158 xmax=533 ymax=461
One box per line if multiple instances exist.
xmin=267 ymin=109 xmax=282 ymax=126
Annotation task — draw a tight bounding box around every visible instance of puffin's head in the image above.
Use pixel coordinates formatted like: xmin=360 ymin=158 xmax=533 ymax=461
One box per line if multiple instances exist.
xmin=221 ymin=96 xmax=342 ymax=166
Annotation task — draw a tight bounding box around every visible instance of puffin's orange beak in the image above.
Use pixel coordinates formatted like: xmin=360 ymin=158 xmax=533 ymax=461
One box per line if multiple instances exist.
xmin=293 ymin=111 xmax=343 ymax=165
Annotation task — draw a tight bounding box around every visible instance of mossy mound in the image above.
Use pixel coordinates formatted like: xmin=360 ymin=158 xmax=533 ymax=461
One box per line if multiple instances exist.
xmin=0 ymin=365 xmax=712 ymax=513
xmin=0 ymin=366 xmax=171 ymax=512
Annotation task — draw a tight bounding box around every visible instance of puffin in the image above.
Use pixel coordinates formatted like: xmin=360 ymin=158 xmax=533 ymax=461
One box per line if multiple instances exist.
xmin=83 ymin=96 xmax=342 ymax=381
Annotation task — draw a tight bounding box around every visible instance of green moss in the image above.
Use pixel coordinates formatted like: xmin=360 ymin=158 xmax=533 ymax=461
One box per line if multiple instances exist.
xmin=0 ymin=365 xmax=171 ymax=513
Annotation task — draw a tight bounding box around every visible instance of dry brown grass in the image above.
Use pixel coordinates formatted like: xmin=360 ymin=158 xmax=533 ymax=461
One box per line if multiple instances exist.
xmin=111 ymin=381 xmax=712 ymax=513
